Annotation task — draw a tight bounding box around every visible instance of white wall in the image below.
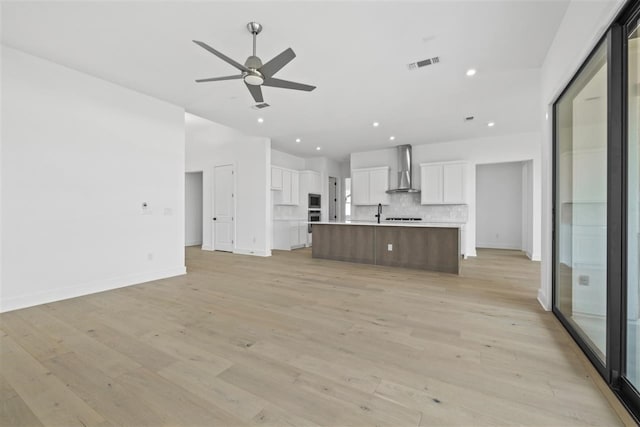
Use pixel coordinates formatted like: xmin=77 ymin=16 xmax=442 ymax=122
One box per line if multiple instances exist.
xmin=522 ymin=160 xmax=534 ymax=258
xmin=185 ymin=172 xmax=203 ymax=246
xmin=476 ymin=162 xmax=523 ymax=250
xmin=538 ymin=0 xmax=626 ymax=310
xmin=185 ymin=113 xmax=271 ymax=257
xmin=351 ymin=132 xmax=542 ymax=258
xmin=272 ymin=149 xmax=306 ymax=170
xmin=1 ymin=46 xmax=186 ymax=312
xmin=0 ymin=41 xmax=4 ymax=298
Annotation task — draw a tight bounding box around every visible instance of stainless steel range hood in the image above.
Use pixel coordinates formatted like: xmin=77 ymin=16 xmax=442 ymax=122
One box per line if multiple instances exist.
xmin=387 ymin=144 xmax=420 ymax=193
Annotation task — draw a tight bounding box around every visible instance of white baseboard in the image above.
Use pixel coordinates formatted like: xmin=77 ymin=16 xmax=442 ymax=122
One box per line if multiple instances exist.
xmin=537 ymin=288 xmax=551 ymax=311
xmin=0 ymin=266 xmax=187 ymax=313
xmin=185 ymin=240 xmax=203 ymax=247
xmin=201 ymin=245 xmax=214 ymax=251
xmin=476 ymin=243 xmax=522 ymax=250
xmin=233 ymin=248 xmax=272 ymax=257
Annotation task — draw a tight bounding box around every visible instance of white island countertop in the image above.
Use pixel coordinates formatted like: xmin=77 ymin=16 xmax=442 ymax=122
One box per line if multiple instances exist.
xmin=314 ymin=221 xmax=464 ymax=228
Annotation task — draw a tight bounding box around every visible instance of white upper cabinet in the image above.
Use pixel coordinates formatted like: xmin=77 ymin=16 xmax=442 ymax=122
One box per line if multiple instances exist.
xmin=271 ymin=166 xmax=283 ymax=190
xmin=272 ymin=166 xmax=299 ymax=205
xmin=351 ymin=167 xmax=390 ymax=205
xmin=420 ymin=164 xmax=443 ymax=204
xmin=420 ymin=161 xmax=468 ymax=205
xmin=351 ymin=169 xmax=370 ymax=205
xmin=442 ymin=163 xmax=466 ymax=204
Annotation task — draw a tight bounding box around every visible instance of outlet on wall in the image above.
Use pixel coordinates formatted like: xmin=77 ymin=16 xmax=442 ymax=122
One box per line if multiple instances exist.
xmin=387 ymin=243 xmax=393 ymax=251
xmin=142 ymin=202 xmax=152 ymax=215
xmin=578 ymin=275 xmax=590 ymax=286
xmin=147 ymin=252 xmax=154 ymax=261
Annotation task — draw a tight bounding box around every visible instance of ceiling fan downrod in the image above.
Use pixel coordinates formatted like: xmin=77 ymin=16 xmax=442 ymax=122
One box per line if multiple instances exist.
xmin=247 ymin=22 xmax=262 ymax=56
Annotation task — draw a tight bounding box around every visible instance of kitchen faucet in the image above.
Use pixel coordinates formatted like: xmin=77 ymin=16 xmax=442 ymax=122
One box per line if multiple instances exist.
xmin=375 ymin=203 xmax=382 ymax=224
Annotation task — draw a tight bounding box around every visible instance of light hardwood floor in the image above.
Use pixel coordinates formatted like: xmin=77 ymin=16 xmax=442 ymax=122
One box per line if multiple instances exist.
xmin=0 ymin=248 xmax=629 ymax=426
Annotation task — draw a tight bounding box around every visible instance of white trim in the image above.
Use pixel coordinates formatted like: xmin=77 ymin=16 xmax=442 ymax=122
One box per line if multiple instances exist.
xmin=0 ymin=266 xmax=187 ymax=313
xmin=476 ymin=243 xmax=523 ymax=250
xmin=233 ymin=248 xmax=272 ymax=257
xmin=201 ymin=244 xmax=214 ymax=251
xmin=538 ymin=287 xmax=551 ymax=311
xmin=351 ymin=166 xmax=390 ymax=173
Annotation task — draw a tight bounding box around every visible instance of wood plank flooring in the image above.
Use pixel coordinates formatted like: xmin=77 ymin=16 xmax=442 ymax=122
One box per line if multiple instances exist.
xmin=0 ymin=248 xmax=628 ymax=426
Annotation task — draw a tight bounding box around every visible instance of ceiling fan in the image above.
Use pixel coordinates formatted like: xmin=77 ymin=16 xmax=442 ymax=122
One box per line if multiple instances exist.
xmin=193 ymin=22 xmax=316 ymax=103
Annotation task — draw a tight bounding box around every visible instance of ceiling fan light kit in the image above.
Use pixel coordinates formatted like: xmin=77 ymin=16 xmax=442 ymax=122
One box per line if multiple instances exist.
xmin=194 ymin=21 xmax=316 ymax=103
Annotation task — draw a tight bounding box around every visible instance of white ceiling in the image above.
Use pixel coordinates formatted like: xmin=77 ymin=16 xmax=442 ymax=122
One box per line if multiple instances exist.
xmin=1 ymin=1 xmax=570 ymax=160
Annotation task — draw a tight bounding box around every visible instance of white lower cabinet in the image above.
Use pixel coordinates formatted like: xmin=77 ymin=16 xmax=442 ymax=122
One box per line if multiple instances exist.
xmin=273 ymin=220 xmax=308 ymax=250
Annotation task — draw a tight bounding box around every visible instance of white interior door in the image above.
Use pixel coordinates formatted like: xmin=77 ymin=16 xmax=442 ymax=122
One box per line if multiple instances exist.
xmin=213 ymin=164 xmax=234 ymax=252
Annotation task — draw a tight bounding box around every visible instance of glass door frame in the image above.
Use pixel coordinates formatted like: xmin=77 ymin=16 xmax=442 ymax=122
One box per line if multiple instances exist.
xmin=620 ymin=3 xmax=640 ymax=416
xmin=552 ymin=0 xmax=640 ymax=420
xmin=551 ymin=29 xmax=614 ymax=383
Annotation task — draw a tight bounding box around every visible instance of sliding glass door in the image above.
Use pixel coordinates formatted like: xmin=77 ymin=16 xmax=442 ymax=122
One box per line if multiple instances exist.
xmin=553 ymin=2 xmax=640 ymax=419
xmin=554 ymin=42 xmax=609 ymax=366
xmin=626 ymin=10 xmax=640 ymax=395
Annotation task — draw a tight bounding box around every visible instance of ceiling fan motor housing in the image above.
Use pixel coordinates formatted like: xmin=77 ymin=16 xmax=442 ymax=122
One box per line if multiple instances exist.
xmin=245 ymin=55 xmax=263 ymax=69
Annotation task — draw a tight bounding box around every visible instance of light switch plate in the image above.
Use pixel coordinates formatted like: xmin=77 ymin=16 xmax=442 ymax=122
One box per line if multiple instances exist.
xmin=387 ymin=244 xmax=393 ymax=251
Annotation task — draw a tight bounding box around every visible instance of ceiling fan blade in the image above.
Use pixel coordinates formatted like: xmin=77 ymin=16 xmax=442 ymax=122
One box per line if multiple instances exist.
xmin=195 ymin=75 xmax=243 ymax=83
xmin=193 ymin=40 xmax=248 ymax=72
xmin=259 ymin=48 xmax=296 ymax=77
xmin=245 ymin=83 xmax=264 ymax=103
xmin=262 ymin=77 xmax=316 ymax=92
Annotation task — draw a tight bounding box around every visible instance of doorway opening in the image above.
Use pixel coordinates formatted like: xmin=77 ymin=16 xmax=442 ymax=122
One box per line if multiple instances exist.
xmin=476 ymin=161 xmax=534 ymax=256
xmin=185 ymin=171 xmax=203 ymax=247
xmin=329 ymin=176 xmax=337 ymax=222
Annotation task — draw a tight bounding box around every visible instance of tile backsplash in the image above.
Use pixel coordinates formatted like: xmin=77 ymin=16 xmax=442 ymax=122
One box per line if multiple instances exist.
xmin=273 ymin=204 xmax=305 ymax=219
xmin=351 ymin=192 xmax=468 ymax=223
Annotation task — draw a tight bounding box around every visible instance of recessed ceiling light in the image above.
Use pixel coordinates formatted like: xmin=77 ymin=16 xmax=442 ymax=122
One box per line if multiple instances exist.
xmin=389 ymin=136 xmax=396 ymax=141
xmin=316 ymin=146 xmax=321 ymax=151
xmin=466 ymin=69 xmax=477 ymax=77
xmin=295 ymin=138 xmax=301 ymax=143
xmin=487 ymin=122 xmax=495 ymax=127
xmin=373 ymin=122 xmax=380 ymax=127
xmin=257 ymin=117 xmax=264 ymax=123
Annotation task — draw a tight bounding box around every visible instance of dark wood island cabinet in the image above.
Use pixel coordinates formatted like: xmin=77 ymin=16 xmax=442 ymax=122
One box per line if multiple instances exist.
xmin=312 ymin=222 xmax=462 ymax=274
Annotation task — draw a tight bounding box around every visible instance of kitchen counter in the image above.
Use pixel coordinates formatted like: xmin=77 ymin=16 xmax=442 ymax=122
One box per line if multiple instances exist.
xmin=312 ymin=222 xmax=461 ymax=274
xmin=315 ymin=220 xmax=464 ymax=228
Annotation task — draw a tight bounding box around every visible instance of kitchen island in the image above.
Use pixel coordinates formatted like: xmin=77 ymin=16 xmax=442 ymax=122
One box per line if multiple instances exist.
xmin=312 ymin=221 xmax=462 ymax=274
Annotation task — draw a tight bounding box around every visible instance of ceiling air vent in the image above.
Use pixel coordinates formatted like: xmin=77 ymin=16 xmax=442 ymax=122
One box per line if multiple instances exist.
xmin=252 ymin=103 xmax=271 ymax=110
xmin=407 ymin=56 xmax=440 ymax=71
